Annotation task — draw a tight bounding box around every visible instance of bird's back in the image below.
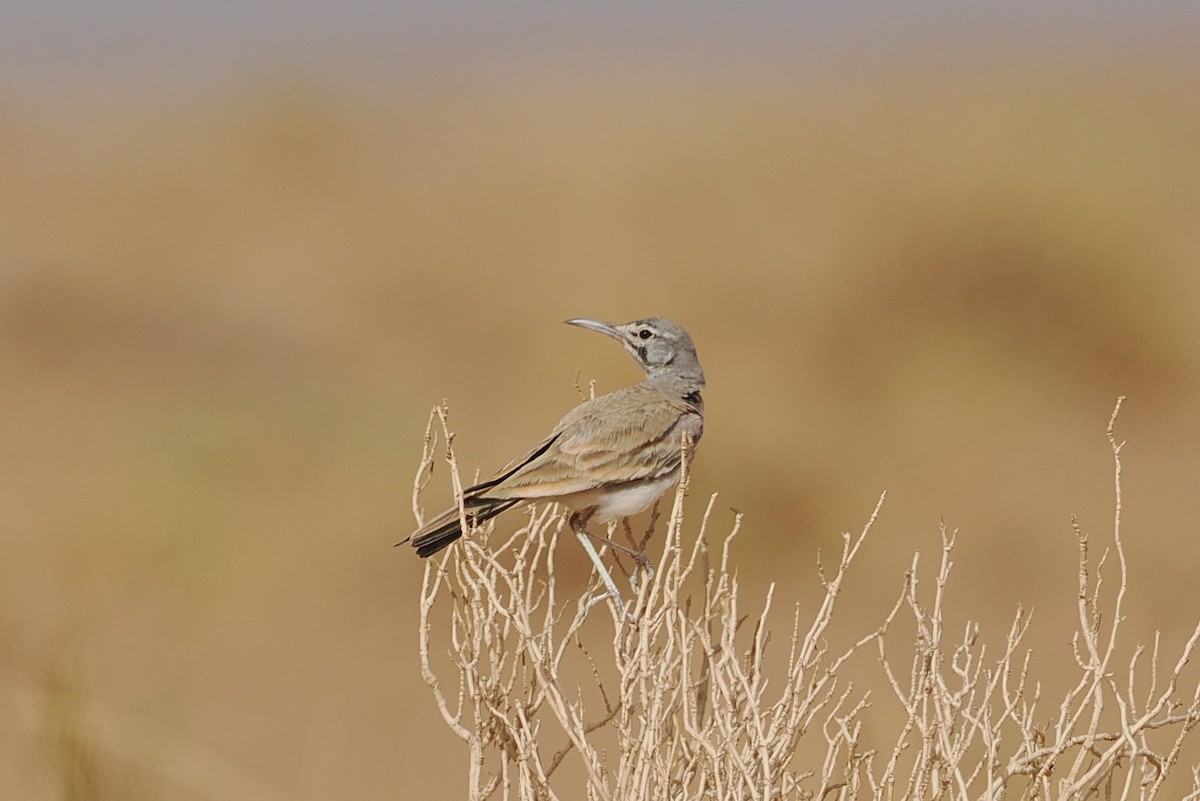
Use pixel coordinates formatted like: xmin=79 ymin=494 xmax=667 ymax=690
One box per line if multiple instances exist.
xmin=479 ymin=381 xmax=702 ymax=503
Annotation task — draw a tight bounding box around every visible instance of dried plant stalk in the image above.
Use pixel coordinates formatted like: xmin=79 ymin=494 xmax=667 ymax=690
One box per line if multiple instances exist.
xmin=415 ymin=399 xmax=1200 ymax=800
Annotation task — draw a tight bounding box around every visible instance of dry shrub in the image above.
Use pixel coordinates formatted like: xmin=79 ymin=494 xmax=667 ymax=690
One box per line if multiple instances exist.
xmin=414 ymin=400 xmax=1200 ymax=800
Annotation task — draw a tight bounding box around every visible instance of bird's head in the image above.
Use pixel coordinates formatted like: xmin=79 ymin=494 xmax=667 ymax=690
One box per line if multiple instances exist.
xmin=564 ymin=317 xmax=704 ymax=388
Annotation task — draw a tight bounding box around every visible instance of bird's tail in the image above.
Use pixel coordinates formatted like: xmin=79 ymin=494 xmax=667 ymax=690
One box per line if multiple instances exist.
xmin=398 ymin=498 xmax=521 ymax=558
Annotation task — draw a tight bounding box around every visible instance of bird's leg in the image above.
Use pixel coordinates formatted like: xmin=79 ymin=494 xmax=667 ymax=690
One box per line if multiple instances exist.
xmin=580 ymin=527 xmax=651 ymax=563
xmin=570 ymin=508 xmax=625 ymax=618
xmin=588 ymin=522 xmax=655 ymax=593
xmin=621 ymin=517 xmax=657 ymax=589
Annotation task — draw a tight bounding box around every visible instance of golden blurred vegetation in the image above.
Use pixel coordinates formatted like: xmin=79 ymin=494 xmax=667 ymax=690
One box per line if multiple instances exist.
xmin=2 ymin=53 xmax=1200 ymax=797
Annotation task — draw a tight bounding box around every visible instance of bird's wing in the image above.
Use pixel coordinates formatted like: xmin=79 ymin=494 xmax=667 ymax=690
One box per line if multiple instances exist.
xmin=479 ymin=386 xmax=702 ymax=501
xmin=462 ymin=432 xmax=562 ymax=497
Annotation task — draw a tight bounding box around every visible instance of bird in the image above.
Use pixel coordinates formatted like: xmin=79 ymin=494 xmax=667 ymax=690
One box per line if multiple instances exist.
xmin=399 ymin=317 xmax=705 ymax=611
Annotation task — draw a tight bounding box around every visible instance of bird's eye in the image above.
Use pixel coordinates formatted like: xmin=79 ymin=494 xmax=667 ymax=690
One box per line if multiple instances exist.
xmin=637 ymin=329 xmax=653 ymax=340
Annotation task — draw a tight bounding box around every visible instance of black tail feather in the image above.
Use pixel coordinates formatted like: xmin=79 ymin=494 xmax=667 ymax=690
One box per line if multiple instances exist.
xmin=408 ymin=498 xmax=521 ymax=558
xmin=401 ymin=433 xmax=559 ymax=556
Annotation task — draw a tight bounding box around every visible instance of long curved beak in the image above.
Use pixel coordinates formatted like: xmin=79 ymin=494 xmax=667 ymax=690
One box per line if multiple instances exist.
xmin=564 ymin=318 xmax=623 ymax=342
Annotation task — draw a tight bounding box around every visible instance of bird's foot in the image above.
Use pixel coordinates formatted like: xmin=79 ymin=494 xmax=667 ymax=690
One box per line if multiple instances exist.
xmin=574 ymin=529 xmax=632 ymax=620
xmin=630 ymin=555 xmax=656 ymax=594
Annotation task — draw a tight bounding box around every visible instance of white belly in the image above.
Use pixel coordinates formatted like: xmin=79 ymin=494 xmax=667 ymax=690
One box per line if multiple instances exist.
xmin=593 ymin=473 xmax=681 ymax=521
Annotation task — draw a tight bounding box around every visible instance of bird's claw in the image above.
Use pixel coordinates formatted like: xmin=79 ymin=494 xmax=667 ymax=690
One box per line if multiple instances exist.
xmin=630 ymin=554 xmax=655 ymax=594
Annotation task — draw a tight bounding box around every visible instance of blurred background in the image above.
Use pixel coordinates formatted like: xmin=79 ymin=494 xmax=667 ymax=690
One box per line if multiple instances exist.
xmin=2 ymin=2 xmax=1200 ymax=797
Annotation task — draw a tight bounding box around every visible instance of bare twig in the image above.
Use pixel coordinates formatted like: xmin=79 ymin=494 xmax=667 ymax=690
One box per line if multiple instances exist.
xmin=412 ymin=399 xmax=1200 ymax=800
